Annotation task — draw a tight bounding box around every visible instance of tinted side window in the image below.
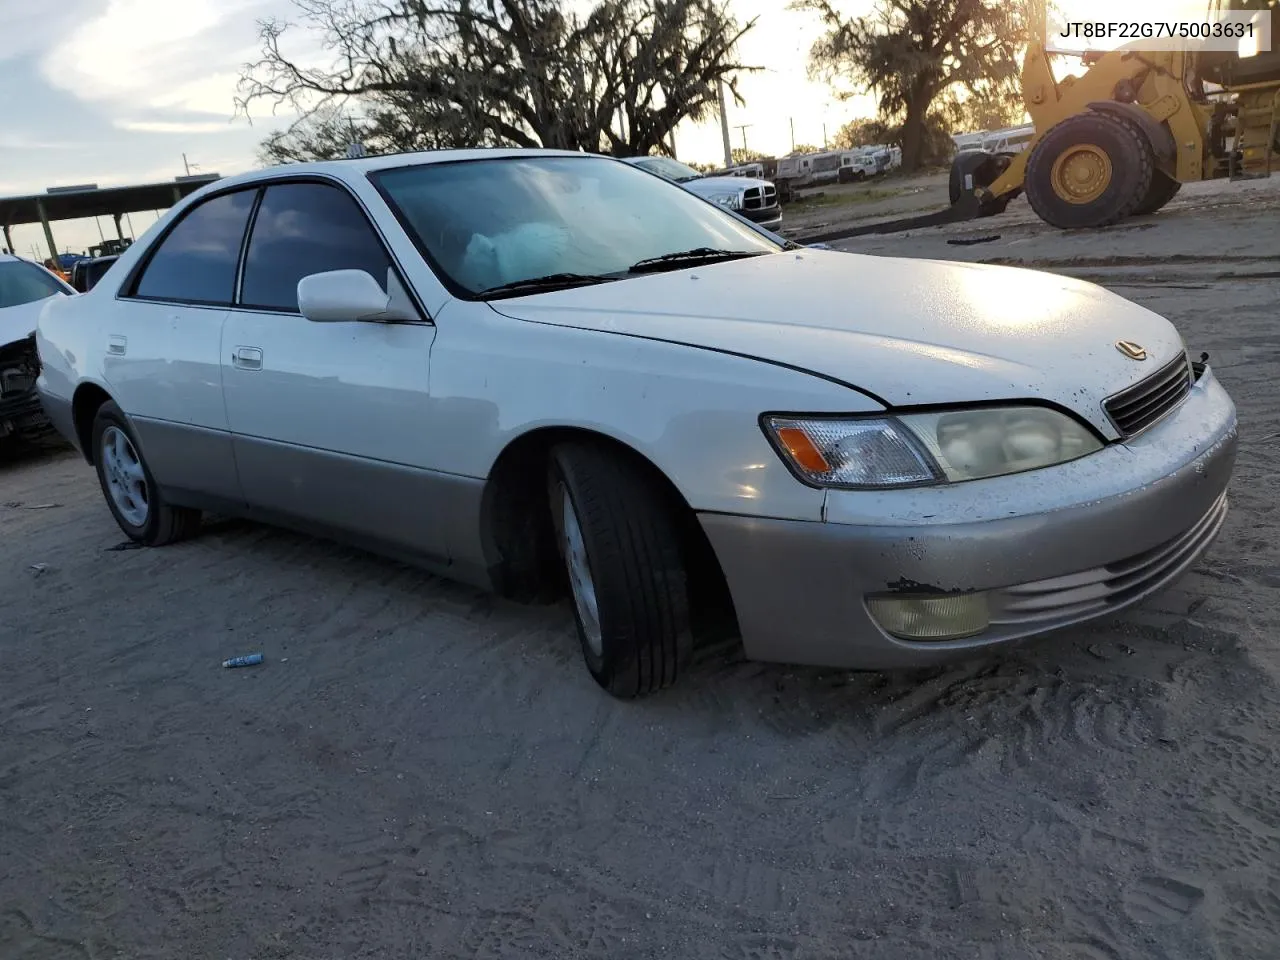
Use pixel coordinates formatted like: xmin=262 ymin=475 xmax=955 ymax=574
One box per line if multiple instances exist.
xmin=0 ymin=260 xmax=68 ymax=308
xmin=240 ymin=183 xmax=391 ymax=313
xmin=133 ymin=190 xmax=257 ymax=305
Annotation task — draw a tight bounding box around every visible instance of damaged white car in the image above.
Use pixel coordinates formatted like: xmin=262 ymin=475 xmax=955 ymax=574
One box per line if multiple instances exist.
xmin=1 ymin=254 xmax=73 ymax=447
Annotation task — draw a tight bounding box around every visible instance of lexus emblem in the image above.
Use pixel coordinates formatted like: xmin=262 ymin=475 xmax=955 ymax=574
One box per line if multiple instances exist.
xmin=1115 ymin=340 xmax=1147 ymax=361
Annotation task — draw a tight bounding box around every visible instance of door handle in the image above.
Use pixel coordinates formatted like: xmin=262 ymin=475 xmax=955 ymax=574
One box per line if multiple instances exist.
xmin=107 ymin=335 xmax=127 ymax=356
xmin=232 ymin=346 xmax=263 ymax=371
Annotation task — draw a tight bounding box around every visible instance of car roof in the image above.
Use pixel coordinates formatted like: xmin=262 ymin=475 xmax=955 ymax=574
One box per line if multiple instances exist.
xmin=200 ymin=147 xmax=600 ymax=195
xmin=0 ymin=253 xmax=53 ymax=268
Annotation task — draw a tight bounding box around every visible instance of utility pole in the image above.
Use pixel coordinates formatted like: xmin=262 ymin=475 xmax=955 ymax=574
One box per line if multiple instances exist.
xmin=183 ymin=153 xmax=190 ymax=176
xmin=734 ymin=124 xmax=752 ymax=154
xmin=790 ymin=118 xmax=796 ymax=153
xmin=716 ymin=79 xmax=733 ymax=169
xmin=823 ymin=123 xmax=828 ymax=150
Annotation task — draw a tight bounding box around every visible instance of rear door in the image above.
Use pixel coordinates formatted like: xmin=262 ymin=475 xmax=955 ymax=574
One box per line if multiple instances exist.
xmin=219 ymin=179 xmax=443 ymax=560
xmin=109 ymin=187 xmax=258 ymax=502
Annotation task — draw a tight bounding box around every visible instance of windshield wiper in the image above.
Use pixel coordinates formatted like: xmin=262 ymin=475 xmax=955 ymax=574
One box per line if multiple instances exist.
xmin=627 ymin=248 xmax=766 ymax=274
xmin=477 ymin=273 xmax=618 ymax=298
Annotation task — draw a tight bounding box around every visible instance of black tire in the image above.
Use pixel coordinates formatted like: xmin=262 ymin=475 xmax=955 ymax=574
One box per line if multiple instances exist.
xmin=1024 ymin=112 xmax=1154 ymax=229
xmin=1132 ymin=170 xmax=1182 ymax=216
xmin=548 ymin=441 xmax=694 ymax=698
xmin=90 ymin=400 xmax=201 ymax=546
xmin=949 ymin=151 xmax=1002 ymax=205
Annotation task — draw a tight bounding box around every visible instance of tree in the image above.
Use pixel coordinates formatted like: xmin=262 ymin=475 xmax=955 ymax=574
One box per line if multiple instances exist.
xmin=789 ymin=143 xmax=821 ymax=156
xmin=790 ymin=0 xmax=1033 ymax=171
xmin=730 ymin=147 xmax=767 ymax=165
xmin=239 ymin=0 xmax=759 ymax=162
xmin=258 ymin=104 xmax=369 ymax=164
xmin=832 ymin=117 xmax=890 ymax=149
xmin=935 ymin=87 xmax=1027 ymax=134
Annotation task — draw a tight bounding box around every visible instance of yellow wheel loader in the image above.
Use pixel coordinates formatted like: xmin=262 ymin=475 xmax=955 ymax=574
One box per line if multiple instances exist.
xmin=970 ymin=0 xmax=1279 ymax=229
xmin=799 ymin=0 xmax=1279 ymax=241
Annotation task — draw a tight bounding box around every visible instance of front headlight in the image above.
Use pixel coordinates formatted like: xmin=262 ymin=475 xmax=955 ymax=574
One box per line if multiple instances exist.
xmin=763 ymin=406 xmax=1102 ymax=489
xmin=712 ymin=194 xmax=743 ymax=210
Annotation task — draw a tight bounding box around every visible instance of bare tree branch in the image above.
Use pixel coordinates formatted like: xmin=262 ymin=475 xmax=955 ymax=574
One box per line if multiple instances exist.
xmin=239 ymin=0 xmax=760 ymax=162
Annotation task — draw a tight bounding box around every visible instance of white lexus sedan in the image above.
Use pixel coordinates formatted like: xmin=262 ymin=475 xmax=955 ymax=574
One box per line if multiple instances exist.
xmin=35 ymin=149 xmax=1238 ymax=698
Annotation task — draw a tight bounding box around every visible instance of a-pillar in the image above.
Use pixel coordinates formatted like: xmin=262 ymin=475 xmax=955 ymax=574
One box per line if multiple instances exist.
xmin=113 ymin=212 xmax=126 ymax=241
xmin=34 ymin=198 xmax=58 ymax=262
xmin=2 ymin=224 xmax=12 ymax=254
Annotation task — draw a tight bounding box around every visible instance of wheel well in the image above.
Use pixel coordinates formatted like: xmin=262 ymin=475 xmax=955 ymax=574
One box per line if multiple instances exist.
xmin=71 ymin=383 xmax=111 ymax=464
xmin=481 ymin=427 xmax=739 ymax=641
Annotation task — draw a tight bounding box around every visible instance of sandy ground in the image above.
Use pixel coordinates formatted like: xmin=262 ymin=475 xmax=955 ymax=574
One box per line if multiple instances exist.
xmin=3 ymin=174 xmax=1280 ymax=960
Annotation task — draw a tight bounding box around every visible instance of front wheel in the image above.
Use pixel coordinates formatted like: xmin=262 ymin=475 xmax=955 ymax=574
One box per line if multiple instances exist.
xmin=548 ymin=442 xmax=694 ymax=698
xmin=91 ymin=400 xmax=201 ymax=546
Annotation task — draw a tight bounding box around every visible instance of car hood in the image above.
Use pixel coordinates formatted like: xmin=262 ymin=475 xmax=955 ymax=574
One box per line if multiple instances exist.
xmin=488 ymin=250 xmax=1186 ymax=436
xmin=0 ymin=299 xmax=51 ymax=348
xmin=686 ymin=175 xmax=773 ymax=197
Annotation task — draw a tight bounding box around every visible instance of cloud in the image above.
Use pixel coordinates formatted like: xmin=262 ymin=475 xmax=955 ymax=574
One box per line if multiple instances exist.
xmin=0 ymin=133 xmax=89 ymax=151
xmin=0 ymin=0 xmax=95 ymax=63
xmin=115 ymin=120 xmax=236 ymax=135
xmin=40 ymin=0 xmax=284 ymax=116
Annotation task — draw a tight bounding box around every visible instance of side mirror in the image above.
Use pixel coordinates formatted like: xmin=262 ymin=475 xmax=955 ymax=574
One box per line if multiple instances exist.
xmin=298 ymin=269 xmax=409 ymax=323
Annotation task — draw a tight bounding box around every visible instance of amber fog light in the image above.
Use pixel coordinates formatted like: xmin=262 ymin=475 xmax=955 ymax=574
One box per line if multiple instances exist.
xmin=866 ymin=593 xmax=991 ymax=641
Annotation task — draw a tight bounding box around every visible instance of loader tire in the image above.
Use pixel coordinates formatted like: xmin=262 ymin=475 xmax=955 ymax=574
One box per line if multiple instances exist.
xmin=1025 ymin=112 xmax=1154 ymax=229
xmin=1133 ymin=170 xmax=1182 ymax=216
xmin=949 ymin=151 xmax=1002 ymax=205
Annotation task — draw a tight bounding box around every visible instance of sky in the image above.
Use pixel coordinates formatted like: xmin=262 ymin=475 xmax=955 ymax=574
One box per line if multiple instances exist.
xmin=0 ymin=0 xmax=1179 ymax=258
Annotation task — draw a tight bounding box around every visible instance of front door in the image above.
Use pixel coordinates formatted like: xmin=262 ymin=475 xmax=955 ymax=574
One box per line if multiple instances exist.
xmin=219 ymin=180 xmax=443 ymax=560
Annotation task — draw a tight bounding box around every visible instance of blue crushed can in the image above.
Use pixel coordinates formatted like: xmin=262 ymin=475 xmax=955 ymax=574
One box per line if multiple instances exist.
xmin=222 ymin=653 xmax=265 ymax=668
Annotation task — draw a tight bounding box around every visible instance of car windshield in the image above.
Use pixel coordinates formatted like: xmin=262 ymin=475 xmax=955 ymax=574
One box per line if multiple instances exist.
xmin=0 ymin=260 xmax=69 ymax=309
xmin=372 ymin=155 xmax=783 ymax=297
xmin=629 ymin=156 xmax=704 ymax=183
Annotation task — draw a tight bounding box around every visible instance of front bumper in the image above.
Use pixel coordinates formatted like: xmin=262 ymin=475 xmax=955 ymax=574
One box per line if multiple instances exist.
xmin=0 ymin=389 xmax=46 ymax=436
xmin=742 ymin=205 xmax=782 ymax=229
xmin=0 ymin=335 xmax=51 ymax=438
xmin=699 ymin=367 xmax=1238 ymax=670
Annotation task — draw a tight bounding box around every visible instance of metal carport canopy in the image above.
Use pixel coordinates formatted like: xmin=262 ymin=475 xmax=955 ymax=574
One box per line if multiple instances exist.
xmin=0 ymin=173 xmax=222 ymax=259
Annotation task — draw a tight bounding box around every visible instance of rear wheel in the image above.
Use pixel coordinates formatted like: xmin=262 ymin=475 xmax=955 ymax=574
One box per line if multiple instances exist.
xmin=548 ymin=441 xmax=694 ymax=698
xmin=91 ymin=401 xmax=201 ymax=546
xmin=1025 ymin=112 xmax=1154 ymax=228
xmin=1133 ymin=170 xmax=1182 ymax=216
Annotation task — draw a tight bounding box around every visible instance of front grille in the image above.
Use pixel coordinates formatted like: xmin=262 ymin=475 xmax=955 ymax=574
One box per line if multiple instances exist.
xmin=1103 ymin=352 xmax=1193 ymax=437
xmin=741 ymin=185 xmax=777 ymax=211
xmin=989 ymin=492 xmax=1227 ymax=627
